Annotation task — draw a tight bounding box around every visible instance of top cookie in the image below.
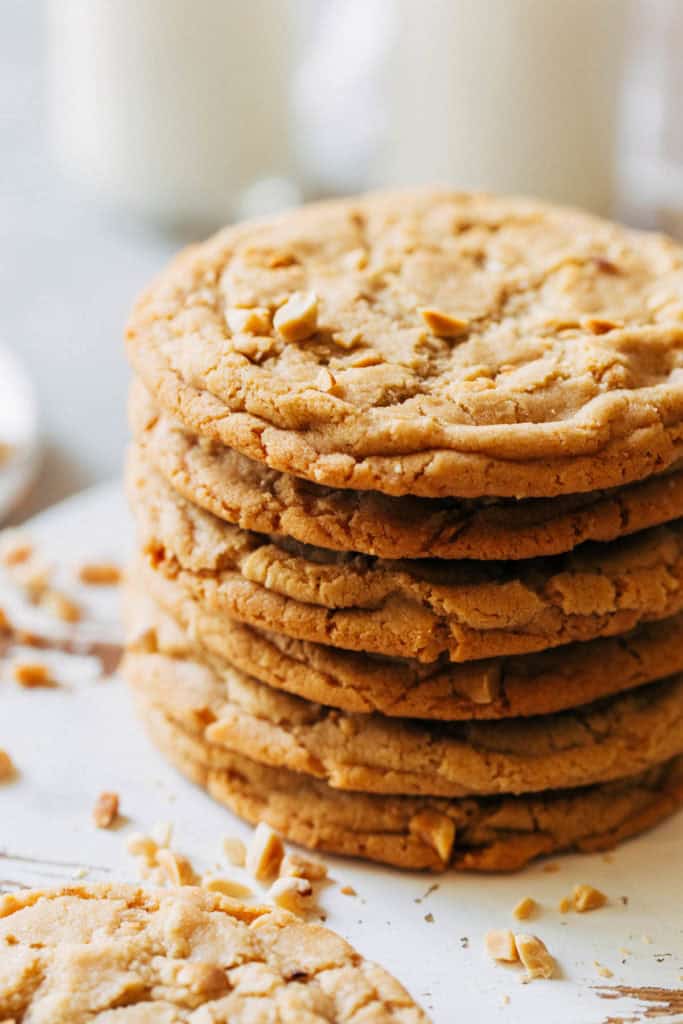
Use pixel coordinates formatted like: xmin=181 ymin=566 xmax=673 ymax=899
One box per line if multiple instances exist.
xmin=0 ymin=884 xmax=427 ymax=1023
xmin=126 ymin=189 xmax=683 ymax=499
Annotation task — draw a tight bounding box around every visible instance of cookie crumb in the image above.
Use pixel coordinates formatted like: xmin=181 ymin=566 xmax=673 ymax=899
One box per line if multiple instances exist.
xmin=558 ymin=896 xmax=572 ymax=914
xmin=156 ymin=848 xmax=197 ymax=886
xmin=0 ymin=748 xmax=15 ymax=781
xmin=246 ymin=822 xmax=284 ymax=881
xmin=513 ymin=897 xmax=537 ymax=921
xmin=573 ymin=884 xmax=607 ymax=913
xmin=594 ymin=961 xmax=613 ymax=978
xmin=514 ymin=934 xmax=556 ymax=981
xmin=12 ymin=661 xmax=54 ymax=689
xmin=201 ymin=874 xmax=253 ymax=899
xmin=78 ymin=562 xmax=122 ymax=586
xmin=279 ymin=852 xmax=327 ymax=882
xmin=340 ymin=885 xmax=357 ymax=897
xmin=222 ymin=836 xmax=246 ymax=867
xmin=268 ymin=876 xmax=313 ymax=915
xmin=424 ymin=912 xmax=434 ymax=924
xmin=92 ymin=791 xmax=119 ymax=829
xmin=500 ymin=994 xmax=510 ymax=1006
xmin=485 ymin=929 xmax=518 ymax=963
xmin=273 ymin=292 xmax=319 ymax=343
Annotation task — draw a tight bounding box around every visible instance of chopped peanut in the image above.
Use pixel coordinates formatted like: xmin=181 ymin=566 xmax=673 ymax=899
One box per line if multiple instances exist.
xmin=156 ymin=848 xmax=197 ymax=886
xmin=0 ymin=748 xmax=14 ymax=781
xmin=246 ymin=822 xmax=284 ymax=881
xmin=558 ymin=896 xmax=572 ymax=914
xmin=340 ymin=885 xmax=357 ymax=897
xmin=279 ymin=852 xmax=327 ymax=881
xmin=78 ymin=562 xmax=122 ymax=586
xmin=513 ymin=897 xmax=537 ymax=921
xmin=273 ymin=292 xmax=319 ymax=342
xmin=268 ymin=876 xmax=313 ymax=915
xmin=12 ymin=661 xmax=54 ymax=688
xmin=92 ymin=791 xmax=119 ymax=829
xmin=485 ymin=929 xmax=518 ymax=963
xmin=226 ymin=307 xmax=272 ymax=334
xmin=514 ymin=934 xmax=555 ymax=980
xmin=201 ymin=874 xmax=254 ymax=899
xmin=573 ymin=884 xmax=607 ymax=913
xmin=408 ymin=811 xmax=455 ymax=863
xmin=126 ymin=832 xmax=158 ymax=861
xmin=419 ymin=307 xmax=469 ymax=338
xmin=222 ymin=837 xmax=247 ymax=867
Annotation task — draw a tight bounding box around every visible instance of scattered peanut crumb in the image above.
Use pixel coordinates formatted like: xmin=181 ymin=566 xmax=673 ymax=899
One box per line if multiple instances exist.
xmin=72 ymin=867 xmax=88 ymax=880
xmin=40 ymin=588 xmax=81 ymax=623
xmin=201 ymin=874 xmax=254 ymax=900
xmin=273 ymin=292 xmax=319 ymax=343
xmin=340 ymin=885 xmax=357 ymax=897
xmin=513 ymin=897 xmax=537 ymax=921
xmin=514 ymin=934 xmax=556 ymax=981
xmin=92 ymin=791 xmax=119 ymax=829
xmin=150 ymin=821 xmax=173 ymax=848
xmin=268 ymin=876 xmax=313 ymax=915
xmin=573 ymin=884 xmax=607 ymax=913
xmin=0 ymin=748 xmax=15 ymax=781
xmin=500 ymin=994 xmax=510 ymax=1007
xmin=279 ymin=851 xmax=327 ymax=881
xmin=78 ymin=562 xmax=122 ymax=586
xmin=485 ymin=929 xmax=519 ymax=963
xmin=126 ymin=832 xmax=158 ymax=862
xmin=246 ymin=822 xmax=284 ymax=881
xmin=594 ymin=962 xmax=613 ymax=979
xmin=222 ymin=836 xmax=246 ymax=868
xmin=12 ymin=661 xmax=54 ymax=688
xmin=0 ymin=530 xmax=33 ymax=566
xmin=558 ymin=897 xmax=572 ymax=914
xmin=156 ymin=848 xmax=197 ymax=886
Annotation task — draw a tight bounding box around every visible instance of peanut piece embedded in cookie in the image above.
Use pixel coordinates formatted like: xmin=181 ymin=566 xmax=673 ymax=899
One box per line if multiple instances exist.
xmin=226 ymin=307 xmax=272 ymax=335
xmin=408 ymin=811 xmax=455 ymax=863
xmin=485 ymin=929 xmax=518 ymax=963
xmin=418 ymin=307 xmax=469 ymax=338
xmin=273 ymin=292 xmax=318 ymax=342
xmin=573 ymin=884 xmax=607 ymax=912
xmin=514 ymin=934 xmax=556 ymax=980
xmin=246 ymin=822 xmax=284 ymax=881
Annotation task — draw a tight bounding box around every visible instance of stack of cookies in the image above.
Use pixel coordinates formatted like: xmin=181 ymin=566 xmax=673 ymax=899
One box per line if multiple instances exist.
xmin=123 ymin=189 xmax=683 ymax=872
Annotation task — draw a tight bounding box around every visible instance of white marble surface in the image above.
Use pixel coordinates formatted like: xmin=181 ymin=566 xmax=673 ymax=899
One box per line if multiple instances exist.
xmin=1 ymin=2 xmax=179 ymax=520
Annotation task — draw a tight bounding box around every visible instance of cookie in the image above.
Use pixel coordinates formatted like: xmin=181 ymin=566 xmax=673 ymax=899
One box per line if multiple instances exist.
xmin=138 ymin=696 xmax=683 ymax=872
xmin=125 ymin=188 xmax=683 ymax=500
xmin=137 ymin=562 xmax=683 ymax=721
xmin=0 ymin=884 xmax=427 ymax=1023
xmin=128 ymin=450 xmax=683 ymax=663
xmin=131 ymin=378 xmax=683 ymax=560
xmin=122 ymin=607 xmax=683 ymax=797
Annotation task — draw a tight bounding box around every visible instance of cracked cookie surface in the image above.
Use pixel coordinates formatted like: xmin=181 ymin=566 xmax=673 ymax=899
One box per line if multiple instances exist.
xmin=131 ymin=379 xmax=683 ymax=560
xmin=128 ymin=450 xmax=683 ymax=663
xmin=122 ymin=598 xmax=683 ymax=798
xmin=137 ymin=698 xmax=683 ymax=872
xmin=0 ymin=884 xmax=427 ymax=1023
xmin=126 ymin=189 xmax=683 ymax=499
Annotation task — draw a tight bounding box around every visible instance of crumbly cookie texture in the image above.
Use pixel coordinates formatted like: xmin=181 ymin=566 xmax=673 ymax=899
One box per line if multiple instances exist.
xmin=125 ymin=188 xmax=683 ymax=500
xmin=122 ymin=602 xmax=683 ymax=798
xmin=128 ymin=450 xmax=683 ymax=663
xmin=138 ymin=698 xmax=683 ymax=872
xmin=131 ymin=380 xmax=683 ymax=561
xmin=138 ymin=562 xmax=683 ymax=721
xmin=0 ymin=884 xmax=427 ymax=1023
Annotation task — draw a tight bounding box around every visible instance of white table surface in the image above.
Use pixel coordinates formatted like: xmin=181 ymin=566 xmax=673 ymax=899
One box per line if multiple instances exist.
xmin=2 ymin=481 xmax=683 ymax=1024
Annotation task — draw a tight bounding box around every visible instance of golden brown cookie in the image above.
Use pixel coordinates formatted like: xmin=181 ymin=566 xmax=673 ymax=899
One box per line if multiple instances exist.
xmin=0 ymin=884 xmax=427 ymax=1023
xmin=136 ymin=561 xmax=683 ymax=721
xmin=128 ymin=450 xmax=683 ymax=663
xmin=137 ymin=696 xmax=683 ymax=872
xmin=122 ymin=605 xmax=683 ymax=798
xmin=126 ymin=189 xmax=683 ymax=500
xmin=131 ymin=378 xmax=683 ymax=560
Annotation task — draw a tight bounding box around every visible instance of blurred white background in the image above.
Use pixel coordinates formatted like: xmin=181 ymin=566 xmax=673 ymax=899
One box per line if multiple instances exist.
xmin=3 ymin=0 xmax=683 ymax=519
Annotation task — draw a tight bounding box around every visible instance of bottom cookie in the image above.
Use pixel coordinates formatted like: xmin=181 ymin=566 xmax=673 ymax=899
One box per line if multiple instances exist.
xmin=137 ymin=695 xmax=683 ymax=873
xmin=0 ymin=884 xmax=427 ymax=1023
